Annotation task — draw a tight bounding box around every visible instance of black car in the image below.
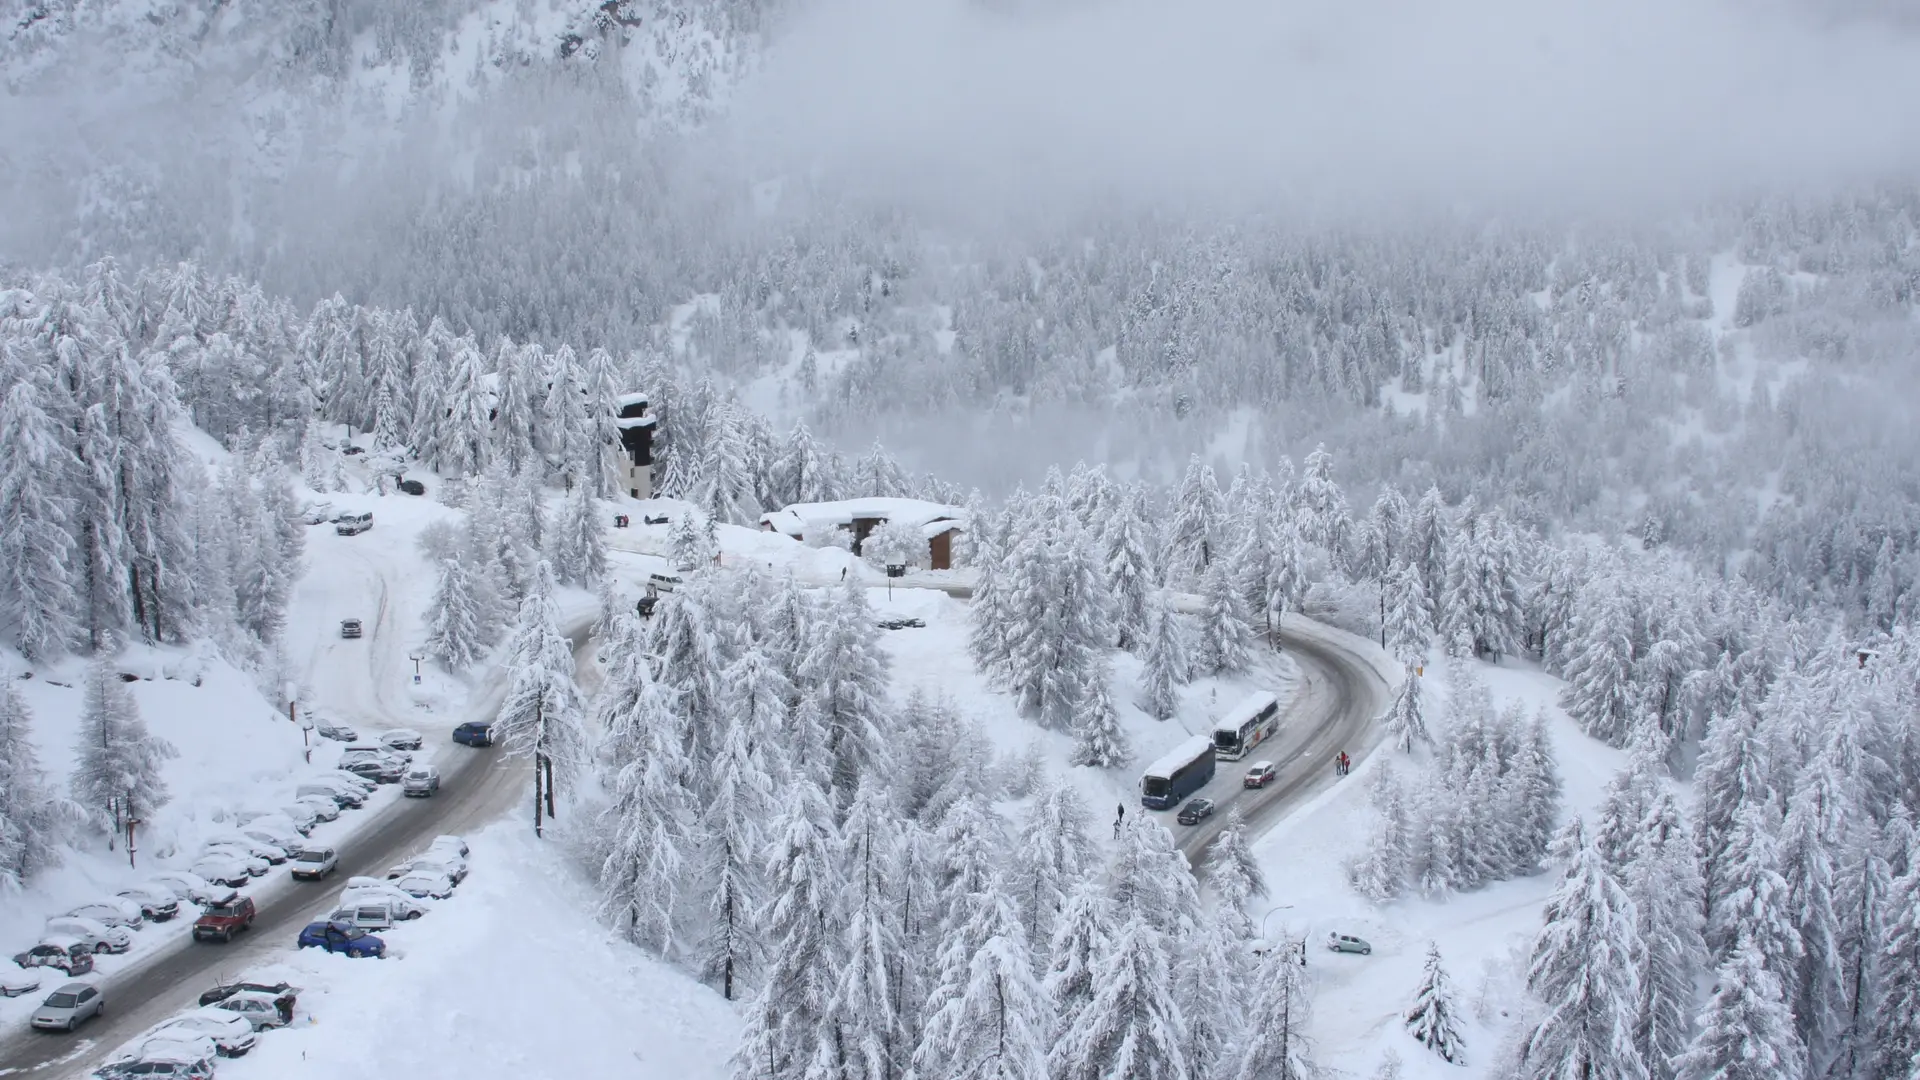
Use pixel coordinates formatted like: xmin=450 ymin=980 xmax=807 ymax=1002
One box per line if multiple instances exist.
xmin=197 ymin=980 xmax=297 ymax=1009
xmin=1176 ymin=798 xmax=1218 ymax=826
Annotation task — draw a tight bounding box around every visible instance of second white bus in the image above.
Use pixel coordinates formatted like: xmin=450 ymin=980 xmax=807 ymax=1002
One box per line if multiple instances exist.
xmin=1211 ymin=691 xmax=1281 ymax=761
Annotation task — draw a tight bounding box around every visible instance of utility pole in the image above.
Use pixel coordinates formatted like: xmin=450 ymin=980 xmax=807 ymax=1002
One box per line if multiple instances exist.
xmin=126 ymin=815 xmax=141 ymax=870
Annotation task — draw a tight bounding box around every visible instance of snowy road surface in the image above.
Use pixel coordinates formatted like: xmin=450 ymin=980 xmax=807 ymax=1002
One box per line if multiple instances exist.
xmin=0 ymin=607 xmax=590 ymax=1080
xmin=1158 ymin=614 xmax=1395 ymax=871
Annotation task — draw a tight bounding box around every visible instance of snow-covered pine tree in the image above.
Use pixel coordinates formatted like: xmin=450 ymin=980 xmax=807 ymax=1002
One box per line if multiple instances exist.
xmin=1407 ymin=486 xmax=1451 ymax=614
xmin=1826 ymin=822 xmax=1891 ymax=1080
xmin=596 ymin=614 xmax=694 ymax=954
xmin=826 ymin=784 xmax=902 ymax=1080
xmin=731 ymin=783 xmax=840 ymax=1080
xmin=912 ymin=866 xmax=1050 ymax=1080
xmin=1137 ymin=591 xmax=1189 ymax=721
xmin=1870 ymin=830 xmax=1920 ymax=1080
xmin=1777 ymin=784 xmax=1845 ymax=1076
xmin=1199 ymin=556 xmax=1255 ymax=675
xmin=668 ymin=511 xmax=714 ymax=572
xmin=1106 ymin=485 xmax=1158 ymax=650
xmin=1383 ymin=671 xmax=1430 ymax=753
xmin=1406 ymin=941 xmax=1467 ymax=1064
xmin=1499 ymin=709 xmax=1562 ymax=873
xmin=70 ymin=650 xmax=177 ymax=842
xmin=1166 ymin=455 xmax=1224 ymax=587
xmin=645 ymin=574 xmax=731 ymax=773
xmin=1204 ymin=807 xmax=1269 ymax=941
xmin=1069 ymin=673 xmax=1129 ymax=770
xmin=1348 ymin=762 xmax=1414 ymax=902
xmin=1234 ymin=948 xmax=1315 ymax=1080
xmin=0 ymin=378 xmax=80 ymax=659
xmin=801 ymin=579 xmax=894 ymax=802
xmin=967 ymin=501 xmax=1016 ymax=681
xmin=1673 ymin=934 xmax=1807 ymax=1080
xmin=551 ymin=481 xmax=608 ymax=587
xmin=423 ymin=557 xmax=487 ymax=671
xmin=495 ymin=562 xmax=588 ymax=837
xmin=1517 ymin=818 xmax=1648 ymax=1080
xmin=1050 ymin=822 xmax=1191 ymax=1080
xmin=1706 ymin=800 xmax=1803 ymax=992
xmin=1693 ymin=706 xmax=1768 ymax=907
xmin=1011 ymin=782 xmax=1093 ymax=948
xmin=695 ymin=653 xmax=776 ymax=1000
xmin=1558 ymin=576 xmax=1639 ymax=746
xmin=1438 ymin=508 xmax=1524 ymax=661
xmin=1625 ymin=793 xmax=1706 ymax=1080
xmin=1295 ymin=444 xmax=1353 ymax=569
xmin=1385 ymin=561 xmax=1435 ymax=668
xmin=0 ymin=682 xmax=66 ymax=888
xmin=1043 ymin=882 xmax=1113 ymax=1054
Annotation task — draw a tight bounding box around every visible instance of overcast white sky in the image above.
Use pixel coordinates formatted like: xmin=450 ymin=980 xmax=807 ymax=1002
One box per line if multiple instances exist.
xmin=723 ymin=0 xmax=1920 ymax=221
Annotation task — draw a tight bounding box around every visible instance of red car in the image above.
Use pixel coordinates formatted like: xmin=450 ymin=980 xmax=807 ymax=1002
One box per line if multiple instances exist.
xmin=193 ymin=894 xmax=257 ymax=943
xmin=1243 ymin=761 xmax=1277 ymax=789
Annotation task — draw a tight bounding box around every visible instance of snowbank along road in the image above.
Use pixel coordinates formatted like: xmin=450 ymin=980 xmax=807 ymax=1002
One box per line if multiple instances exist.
xmin=0 ymin=609 xmax=593 ymax=1080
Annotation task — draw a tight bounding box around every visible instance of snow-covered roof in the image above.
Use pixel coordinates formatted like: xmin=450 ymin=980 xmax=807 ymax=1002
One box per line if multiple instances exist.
xmin=615 ymin=416 xmax=657 ymax=430
xmin=615 ymin=391 xmax=650 ymax=408
xmin=760 ymin=498 xmax=965 ymax=538
xmin=1143 ymin=735 xmax=1215 ymax=779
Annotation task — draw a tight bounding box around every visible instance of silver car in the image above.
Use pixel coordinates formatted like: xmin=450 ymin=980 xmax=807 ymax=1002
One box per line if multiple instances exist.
xmin=1327 ymin=932 xmax=1373 ymax=955
xmin=215 ymin=990 xmax=292 ymax=1030
xmin=402 ymin=766 xmax=440 ymax=798
xmin=30 ymin=981 xmax=104 ymax=1031
xmin=136 ymin=1006 xmax=258 ymax=1057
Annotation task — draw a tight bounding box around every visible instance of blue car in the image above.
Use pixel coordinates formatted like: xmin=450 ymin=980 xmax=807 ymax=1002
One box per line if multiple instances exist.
xmin=296 ymin=921 xmax=386 ymax=958
xmin=452 ymin=722 xmax=493 ymax=747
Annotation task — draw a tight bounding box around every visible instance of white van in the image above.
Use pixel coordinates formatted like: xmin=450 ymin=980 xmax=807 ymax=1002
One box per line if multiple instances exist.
xmin=327 ymin=903 xmax=395 ymax=932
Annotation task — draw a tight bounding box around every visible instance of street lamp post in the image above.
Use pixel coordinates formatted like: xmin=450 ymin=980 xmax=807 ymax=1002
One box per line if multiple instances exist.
xmin=126 ymin=816 xmax=142 ymax=870
xmin=409 ymin=651 xmax=424 ymax=684
xmin=1261 ymin=904 xmax=1305 ymax=967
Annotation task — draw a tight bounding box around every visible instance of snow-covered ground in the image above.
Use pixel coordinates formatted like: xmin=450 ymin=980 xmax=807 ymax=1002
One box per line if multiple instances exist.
xmin=1250 ymin=654 xmax=1627 ymax=1079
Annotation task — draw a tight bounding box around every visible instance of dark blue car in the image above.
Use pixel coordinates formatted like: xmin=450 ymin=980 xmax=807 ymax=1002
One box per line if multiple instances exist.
xmin=296 ymin=921 xmax=386 ymax=958
xmin=452 ymin=722 xmax=493 ymax=747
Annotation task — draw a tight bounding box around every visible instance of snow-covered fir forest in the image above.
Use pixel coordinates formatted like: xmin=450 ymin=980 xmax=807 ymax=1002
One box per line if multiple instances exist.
xmin=4 ymin=0 xmax=1920 ymax=1078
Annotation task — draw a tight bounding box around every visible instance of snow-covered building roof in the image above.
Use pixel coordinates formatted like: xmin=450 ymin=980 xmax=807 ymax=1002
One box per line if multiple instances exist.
xmin=615 ymin=415 xmax=657 ymax=430
xmin=760 ymin=498 xmax=965 ymax=539
xmin=615 ymin=391 xmax=650 ymax=408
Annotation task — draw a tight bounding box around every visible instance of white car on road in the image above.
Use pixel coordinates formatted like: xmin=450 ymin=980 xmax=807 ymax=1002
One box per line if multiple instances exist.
xmin=291 ymin=848 xmax=339 ymax=881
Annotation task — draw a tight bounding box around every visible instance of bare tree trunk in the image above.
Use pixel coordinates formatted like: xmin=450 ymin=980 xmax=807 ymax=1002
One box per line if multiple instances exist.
xmin=533 ymin=755 xmax=545 ymax=838
xmin=543 ymin=754 xmax=557 ymax=819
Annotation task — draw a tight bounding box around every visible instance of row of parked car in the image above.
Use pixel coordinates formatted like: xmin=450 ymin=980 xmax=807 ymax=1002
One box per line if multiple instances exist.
xmin=67 ymin=976 xmax=304 ymax=1078
xmin=305 ymin=834 xmax=472 ymax=958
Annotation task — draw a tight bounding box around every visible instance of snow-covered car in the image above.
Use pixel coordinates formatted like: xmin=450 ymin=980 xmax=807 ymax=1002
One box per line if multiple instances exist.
xmin=388 ymin=851 xmax=465 ymax=885
xmin=299 ymin=779 xmax=366 ymax=808
xmin=338 ymin=882 xmax=428 ymax=920
xmin=429 ymin=834 xmax=469 ymax=858
xmin=294 ymin=794 xmax=341 ymax=822
xmin=299 ymin=502 xmax=333 ymax=526
xmin=320 ymin=769 xmax=379 ymax=794
xmin=65 ymin=897 xmax=144 ymax=929
xmin=214 ymin=990 xmax=294 ymax=1030
xmin=379 ymin=728 xmax=424 ymax=751
xmin=392 ymin=871 xmax=454 ymax=900
xmin=327 ymin=902 xmax=397 ymax=932
xmin=190 ymin=851 xmax=260 ymax=888
xmin=273 ymin=803 xmax=319 ymax=833
xmin=341 ymin=757 xmax=405 ymax=784
xmin=116 ymin=884 xmax=181 ymax=922
xmin=45 ymin=916 xmax=132 ymax=954
xmin=315 ymin=721 xmax=359 ymax=742
xmin=0 ymin=966 xmax=42 ymax=997
xmin=339 ymin=617 xmax=364 ymax=637
xmin=132 ymin=1007 xmax=259 ymax=1058
xmin=147 ymin=872 xmax=222 ymax=905
xmin=13 ymin=938 xmax=94 ymax=974
xmin=106 ymin=1033 xmax=219 ymax=1079
xmin=340 ymin=744 xmax=409 ymax=768
xmin=203 ymin=832 xmax=286 ymax=865
xmin=239 ymin=814 xmax=307 ymax=848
